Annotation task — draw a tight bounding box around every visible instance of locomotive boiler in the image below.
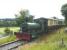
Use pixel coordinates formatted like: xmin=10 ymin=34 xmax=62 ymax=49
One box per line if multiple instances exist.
xmin=21 ymin=22 xmax=41 ymax=38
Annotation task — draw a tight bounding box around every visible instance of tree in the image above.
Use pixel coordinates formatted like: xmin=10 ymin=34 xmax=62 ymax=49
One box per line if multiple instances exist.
xmin=61 ymin=4 xmax=67 ymax=25
xmin=15 ymin=9 xmax=34 ymax=26
xmin=28 ymin=15 xmax=34 ymax=22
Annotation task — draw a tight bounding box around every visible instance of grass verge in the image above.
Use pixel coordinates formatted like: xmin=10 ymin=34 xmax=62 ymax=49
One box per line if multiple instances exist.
xmin=0 ymin=35 xmax=16 ymax=45
xmin=18 ymin=27 xmax=67 ymax=50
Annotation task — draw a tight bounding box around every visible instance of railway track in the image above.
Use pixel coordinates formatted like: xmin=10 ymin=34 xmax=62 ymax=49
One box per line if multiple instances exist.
xmin=0 ymin=40 xmax=26 ymax=50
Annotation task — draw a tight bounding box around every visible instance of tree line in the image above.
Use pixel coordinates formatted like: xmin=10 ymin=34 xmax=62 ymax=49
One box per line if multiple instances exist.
xmin=0 ymin=19 xmax=17 ymax=27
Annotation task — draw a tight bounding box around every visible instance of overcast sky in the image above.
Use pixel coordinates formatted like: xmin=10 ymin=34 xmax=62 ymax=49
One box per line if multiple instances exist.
xmin=0 ymin=0 xmax=67 ymax=19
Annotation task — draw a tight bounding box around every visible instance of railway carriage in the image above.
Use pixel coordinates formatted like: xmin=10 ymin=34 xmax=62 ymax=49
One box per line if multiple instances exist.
xmin=48 ymin=18 xmax=59 ymax=31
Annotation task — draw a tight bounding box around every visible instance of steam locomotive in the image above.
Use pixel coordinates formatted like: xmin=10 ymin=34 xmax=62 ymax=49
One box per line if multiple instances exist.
xmin=15 ymin=17 xmax=64 ymax=41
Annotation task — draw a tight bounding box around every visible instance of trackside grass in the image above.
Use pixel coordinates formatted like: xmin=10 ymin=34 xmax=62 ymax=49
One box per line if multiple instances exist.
xmin=18 ymin=27 xmax=67 ymax=50
xmin=0 ymin=35 xmax=16 ymax=45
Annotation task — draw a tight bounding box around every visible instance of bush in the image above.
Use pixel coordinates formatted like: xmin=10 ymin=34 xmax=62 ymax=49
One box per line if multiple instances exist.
xmin=4 ymin=27 xmax=11 ymax=34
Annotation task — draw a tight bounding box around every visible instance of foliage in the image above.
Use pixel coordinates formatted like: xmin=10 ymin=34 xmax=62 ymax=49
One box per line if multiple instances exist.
xmin=15 ymin=9 xmax=34 ymax=26
xmin=29 ymin=15 xmax=34 ymax=22
xmin=61 ymin=4 xmax=67 ymax=25
xmin=4 ymin=27 xmax=11 ymax=34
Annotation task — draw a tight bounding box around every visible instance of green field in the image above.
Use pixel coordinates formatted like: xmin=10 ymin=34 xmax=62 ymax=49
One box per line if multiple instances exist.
xmin=18 ymin=27 xmax=67 ymax=50
xmin=0 ymin=27 xmax=20 ymax=45
xmin=0 ymin=27 xmax=20 ymax=34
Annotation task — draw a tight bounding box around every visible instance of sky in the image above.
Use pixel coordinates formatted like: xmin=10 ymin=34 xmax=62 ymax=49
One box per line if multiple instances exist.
xmin=0 ymin=0 xmax=67 ymax=19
